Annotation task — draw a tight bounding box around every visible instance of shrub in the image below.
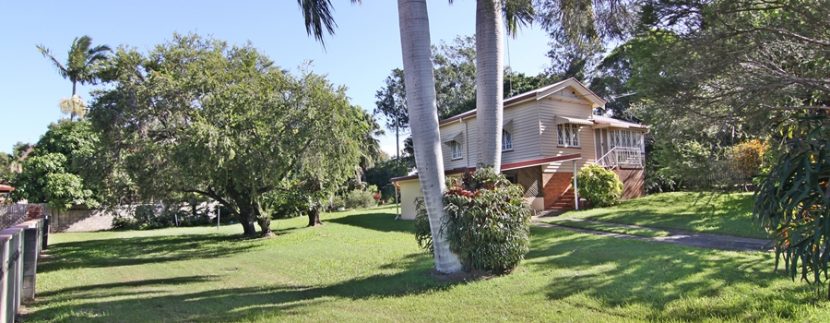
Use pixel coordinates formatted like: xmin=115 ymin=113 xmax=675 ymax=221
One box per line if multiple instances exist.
xmin=415 ymin=168 xmax=532 ymax=274
xmin=344 ymin=189 xmax=376 ymax=209
xmin=413 ymin=198 xmax=433 ymax=252
xmin=329 ymin=195 xmax=346 ymax=211
xmin=112 ymin=204 xmax=215 ymax=230
xmin=728 ymin=139 xmax=767 ymax=181
xmin=577 ymin=164 xmax=623 ymax=207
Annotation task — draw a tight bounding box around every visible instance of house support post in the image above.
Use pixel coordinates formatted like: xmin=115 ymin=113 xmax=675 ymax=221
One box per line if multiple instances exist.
xmin=572 ymin=160 xmax=579 ymax=210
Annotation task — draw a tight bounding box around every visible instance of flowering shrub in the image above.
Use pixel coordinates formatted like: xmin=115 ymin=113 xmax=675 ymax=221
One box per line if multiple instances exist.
xmin=415 ymin=168 xmax=532 ymax=274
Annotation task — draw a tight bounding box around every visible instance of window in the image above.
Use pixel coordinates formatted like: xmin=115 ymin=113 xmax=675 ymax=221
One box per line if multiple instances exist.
xmin=450 ymin=141 xmax=463 ymax=160
xmin=502 ymin=130 xmax=513 ymax=151
xmin=557 ymin=123 xmax=580 ymax=147
xmin=609 ymin=129 xmax=644 ymax=151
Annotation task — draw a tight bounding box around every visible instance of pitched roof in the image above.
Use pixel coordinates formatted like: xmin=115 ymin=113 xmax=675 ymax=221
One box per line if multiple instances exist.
xmin=0 ymin=184 xmax=14 ymax=192
xmin=439 ymin=77 xmax=607 ymax=126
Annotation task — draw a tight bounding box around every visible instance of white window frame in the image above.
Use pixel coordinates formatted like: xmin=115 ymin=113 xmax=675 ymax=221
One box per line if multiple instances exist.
xmin=609 ymin=129 xmax=644 ymax=152
xmin=557 ymin=123 xmax=581 ymax=147
xmin=450 ymin=141 xmax=463 ymax=160
xmin=502 ymin=130 xmax=513 ymax=151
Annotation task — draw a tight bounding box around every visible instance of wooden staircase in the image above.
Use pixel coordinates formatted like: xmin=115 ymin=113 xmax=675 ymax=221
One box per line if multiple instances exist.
xmin=547 ymin=189 xmax=576 ymax=213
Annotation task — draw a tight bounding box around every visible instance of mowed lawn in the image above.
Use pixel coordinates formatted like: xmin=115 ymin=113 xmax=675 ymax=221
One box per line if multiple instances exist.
xmin=27 ymin=204 xmax=830 ymax=322
xmin=551 ymin=192 xmax=769 ymax=239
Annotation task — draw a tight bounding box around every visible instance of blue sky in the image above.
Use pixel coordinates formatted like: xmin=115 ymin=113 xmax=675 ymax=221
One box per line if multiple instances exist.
xmin=0 ymin=1 xmax=552 ymax=155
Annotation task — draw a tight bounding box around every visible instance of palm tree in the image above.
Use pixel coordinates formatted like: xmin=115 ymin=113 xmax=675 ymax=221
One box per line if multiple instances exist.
xmin=37 ymin=35 xmax=111 ymax=120
xmin=396 ymin=0 xmax=463 ymax=273
xmin=295 ymin=0 xmax=463 ymax=273
xmin=476 ymin=0 xmax=534 ymax=171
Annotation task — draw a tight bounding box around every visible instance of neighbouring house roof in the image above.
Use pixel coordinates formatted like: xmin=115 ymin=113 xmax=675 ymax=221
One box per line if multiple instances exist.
xmin=439 ymin=77 xmax=607 ymax=126
xmin=0 ymin=184 xmax=14 ymax=193
xmin=391 ymin=153 xmax=582 ymax=183
xmin=591 ymin=115 xmax=649 ymax=130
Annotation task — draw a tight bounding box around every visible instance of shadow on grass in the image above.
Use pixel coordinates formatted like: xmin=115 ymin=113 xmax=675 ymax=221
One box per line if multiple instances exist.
xmin=328 ymin=211 xmax=414 ymax=233
xmin=27 ymin=254 xmax=460 ymax=322
xmin=526 ymin=226 xmax=814 ymax=321
xmin=566 ymin=192 xmax=767 ymax=238
xmin=38 ymin=234 xmax=259 ymax=273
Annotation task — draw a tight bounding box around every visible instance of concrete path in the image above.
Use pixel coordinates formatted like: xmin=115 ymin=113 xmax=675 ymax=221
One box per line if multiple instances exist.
xmin=534 ymin=218 xmax=773 ymax=252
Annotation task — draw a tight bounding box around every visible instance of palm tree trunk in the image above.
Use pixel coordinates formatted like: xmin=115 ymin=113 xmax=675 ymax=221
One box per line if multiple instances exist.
xmin=395 ymin=122 xmax=400 ymax=160
xmin=397 ymin=0 xmax=462 ymax=274
xmin=70 ymin=81 xmax=77 ymax=121
xmin=476 ymin=0 xmax=505 ymax=171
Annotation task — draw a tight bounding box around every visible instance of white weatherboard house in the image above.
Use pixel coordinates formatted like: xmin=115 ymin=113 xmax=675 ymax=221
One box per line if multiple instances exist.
xmin=392 ymin=78 xmax=648 ymax=220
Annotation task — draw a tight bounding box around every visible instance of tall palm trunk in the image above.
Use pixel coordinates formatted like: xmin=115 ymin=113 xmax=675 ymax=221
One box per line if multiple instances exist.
xmin=397 ymin=0 xmax=462 ymax=274
xmin=476 ymin=0 xmax=505 ymax=171
xmin=70 ymin=80 xmax=78 ymax=121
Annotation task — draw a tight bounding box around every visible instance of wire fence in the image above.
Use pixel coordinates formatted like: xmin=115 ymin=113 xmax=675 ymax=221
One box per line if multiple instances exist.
xmin=0 ymin=204 xmax=48 ymax=229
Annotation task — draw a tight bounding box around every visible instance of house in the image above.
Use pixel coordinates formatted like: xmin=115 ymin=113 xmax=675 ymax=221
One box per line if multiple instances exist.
xmin=391 ymin=78 xmax=648 ymax=220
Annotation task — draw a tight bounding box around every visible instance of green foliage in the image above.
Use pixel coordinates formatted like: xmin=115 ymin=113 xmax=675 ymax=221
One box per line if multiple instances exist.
xmin=344 ymin=189 xmax=376 ymax=210
xmin=445 ymin=169 xmax=532 ymax=273
xmin=10 ymin=121 xmax=101 ymax=210
xmin=755 ymin=115 xmax=830 ymax=297
xmin=577 ymin=164 xmax=623 ymax=207
xmin=112 ymin=204 xmax=210 ymax=230
xmin=329 ymin=195 xmax=346 ymax=211
xmin=44 ymin=172 xmax=98 ymax=211
xmin=89 ymin=34 xmax=371 ymax=235
xmin=34 ymin=121 xmax=99 ymax=174
xmin=727 ymin=139 xmax=768 ymax=182
xmin=0 ymin=153 xmax=12 ymax=184
xmin=263 ymin=186 xmax=308 ymax=219
xmin=413 ymin=198 xmax=433 ymax=252
xmin=416 ymin=169 xmax=532 ymax=274
xmin=364 ymin=159 xmax=409 ymax=201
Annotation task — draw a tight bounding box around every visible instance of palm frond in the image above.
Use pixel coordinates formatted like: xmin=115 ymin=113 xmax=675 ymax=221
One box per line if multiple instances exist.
xmin=36 ymin=45 xmax=69 ymax=79
xmin=296 ymin=0 xmax=361 ymax=45
xmin=87 ymin=44 xmax=112 ymax=56
xmin=503 ymin=0 xmax=535 ymax=37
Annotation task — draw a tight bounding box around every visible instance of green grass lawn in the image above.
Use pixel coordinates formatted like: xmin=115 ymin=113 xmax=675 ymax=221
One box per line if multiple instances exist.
xmin=27 ymin=205 xmax=830 ymax=322
xmin=550 ymin=192 xmax=769 ymax=239
xmin=552 ymin=219 xmax=671 ymax=238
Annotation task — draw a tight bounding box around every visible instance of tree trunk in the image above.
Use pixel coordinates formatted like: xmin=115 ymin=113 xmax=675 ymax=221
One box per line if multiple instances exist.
xmin=255 ymin=202 xmax=273 ymax=237
xmin=240 ymin=218 xmax=257 ymax=236
xmin=238 ymin=205 xmax=258 ymax=237
xmin=395 ymin=122 xmax=400 ymax=160
xmin=70 ymin=81 xmax=77 ymax=121
xmin=476 ymin=0 xmax=505 ymax=171
xmin=397 ymin=0 xmax=463 ymax=274
xmin=307 ymin=206 xmax=322 ymax=227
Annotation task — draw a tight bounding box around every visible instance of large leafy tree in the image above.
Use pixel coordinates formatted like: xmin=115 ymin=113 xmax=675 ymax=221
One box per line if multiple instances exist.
xmin=11 ymin=121 xmax=100 ymax=211
xmin=374 ymin=68 xmax=408 ymax=159
xmin=598 ymin=0 xmax=830 ymax=293
xmin=89 ymin=34 xmax=369 ymax=237
xmin=37 ymin=35 xmax=111 ymax=120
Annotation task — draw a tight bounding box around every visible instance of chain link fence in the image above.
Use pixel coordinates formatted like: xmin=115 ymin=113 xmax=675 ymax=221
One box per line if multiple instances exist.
xmin=0 ymin=204 xmax=49 ymax=229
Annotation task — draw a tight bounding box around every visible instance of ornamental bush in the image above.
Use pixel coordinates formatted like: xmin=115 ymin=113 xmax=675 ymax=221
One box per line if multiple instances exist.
xmin=577 ymin=163 xmax=623 ymax=207
xmin=728 ymin=139 xmax=767 ymax=181
xmin=415 ymin=168 xmax=532 ymax=274
xmin=344 ymin=189 xmax=376 ymax=209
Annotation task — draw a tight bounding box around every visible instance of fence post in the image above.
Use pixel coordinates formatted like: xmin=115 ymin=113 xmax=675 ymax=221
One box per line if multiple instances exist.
xmin=0 ymin=227 xmax=23 ymax=323
xmin=0 ymin=234 xmax=10 ymax=322
xmin=15 ymin=220 xmax=42 ymax=303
